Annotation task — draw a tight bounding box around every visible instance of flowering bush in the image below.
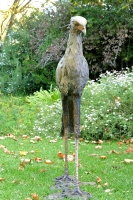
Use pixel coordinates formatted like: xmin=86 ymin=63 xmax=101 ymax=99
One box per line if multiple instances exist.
xmin=30 ymin=69 xmax=133 ymax=140
xmin=81 ymin=69 xmax=133 ymax=140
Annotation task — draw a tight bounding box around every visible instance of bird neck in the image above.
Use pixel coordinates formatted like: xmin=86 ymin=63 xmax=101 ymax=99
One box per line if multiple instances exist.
xmin=65 ymin=29 xmax=83 ymax=56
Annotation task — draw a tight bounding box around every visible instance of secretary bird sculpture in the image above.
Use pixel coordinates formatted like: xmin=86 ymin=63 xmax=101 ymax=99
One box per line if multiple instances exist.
xmin=56 ymin=16 xmax=90 ymax=197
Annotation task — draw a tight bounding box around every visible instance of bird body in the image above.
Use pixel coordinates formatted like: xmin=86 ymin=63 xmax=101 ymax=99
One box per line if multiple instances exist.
xmin=56 ymin=25 xmax=89 ymax=96
xmin=55 ymin=16 xmax=91 ymax=197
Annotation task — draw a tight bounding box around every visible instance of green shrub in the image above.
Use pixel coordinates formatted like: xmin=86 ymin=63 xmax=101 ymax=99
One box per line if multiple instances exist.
xmin=81 ymin=69 xmax=133 ymax=140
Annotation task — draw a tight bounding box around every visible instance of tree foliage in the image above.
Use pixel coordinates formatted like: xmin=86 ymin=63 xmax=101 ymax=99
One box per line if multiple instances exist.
xmin=0 ymin=0 xmax=133 ymax=94
xmin=0 ymin=0 xmax=34 ymax=41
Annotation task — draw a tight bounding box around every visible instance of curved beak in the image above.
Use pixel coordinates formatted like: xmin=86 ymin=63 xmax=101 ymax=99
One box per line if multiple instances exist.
xmin=82 ymin=26 xmax=86 ymax=35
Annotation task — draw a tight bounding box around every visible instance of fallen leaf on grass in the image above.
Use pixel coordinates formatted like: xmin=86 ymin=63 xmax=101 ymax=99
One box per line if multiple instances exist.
xmin=100 ymin=155 xmax=107 ymax=159
xmin=30 ymin=150 xmax=35 ymax=154
xmin=50 ymin=139 xmax=57 ymax=143
xmin=45 ymin=160 xmax=53 ymax=164
xmin=117 ymin=141 xmax=123 ymax=146
xmin=64 ymin=154 xmax=75 ymax=162
xmin=105 ymin=189 xmax=112 ymax=193
xmin=20 ymin=161 xmax=26 ymax=168
xmin=22 ymin=135 xmax=29 ymax=140
xmin=4 ymin=147 xmax=14 ymax=154
xmin=45 ymin=159 xmax=53 ymax=164
xmin=32 ymin=136 xmax=42 ymax=141
xmin=0 ymin=144 xmax=5 ymax=148
xmin=30 ymin=140 xmax=36 ymax=144
xmin=111 ymin=150 xmax=120 ymax=154
xmin=125 ymin=146 xmax=133 ymax=153
xmin=6 ymin=134 xmax=17 ymax=141
xmin=96 ymin=176 xmax=102 ymax=183
xmin=19 ymin=151 xmax=28 ymax=156
xmin=31 ymin=193 xmax=40 ymax=200
xmin=57 ymin=151 xmax=65 ymax=159
xmin=123 ymin=139 xmax=133 ymax=144
xmin=25 ymin=198 xmax=32 ymax=200
xmin=34 ymin=157 xmax=42 ymax=163
xmin=95 ymin=145 xmax=102 ymax=149
xmin=124 ymin=159 xmax=133 ymax=163
xmin=57 ymin=152 xmax=75 ymax=161
xmin=0 ymin=145 xmax=14 ymax=154
xmin=0 ymin=136 xmax=5 ymax=140
xmin=21 ymin=158 xmax=32 ymax=163
xmin=108 ymin=150 xmax=120 ymax=155
xmin=40 ymin=169 xmax=46 ymax=173
xmin=91 ymin=140 xmax=103 ymax=144
xmin=103 ymin=182 xmax=108 ymax=187
xmin=0 ymin=177 xmax=4 ymax=182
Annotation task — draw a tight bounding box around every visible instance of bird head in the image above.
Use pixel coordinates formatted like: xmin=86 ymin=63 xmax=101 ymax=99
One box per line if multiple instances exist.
xmin=70 ymin=16 xmax=87 ymax=35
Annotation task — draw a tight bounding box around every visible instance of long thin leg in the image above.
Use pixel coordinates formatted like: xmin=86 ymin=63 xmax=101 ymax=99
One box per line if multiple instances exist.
xmin=72 ymin=95 xmax=82 ymax=195
xmin=56 ymin=95 xmax=72 ymax=181
xmin=63 ymin=95 xmax=69 ymax=177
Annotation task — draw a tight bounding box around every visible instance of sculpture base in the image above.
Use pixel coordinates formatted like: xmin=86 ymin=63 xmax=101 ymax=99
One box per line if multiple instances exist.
xmin=44 ymin=176 xmax=92 ymax=200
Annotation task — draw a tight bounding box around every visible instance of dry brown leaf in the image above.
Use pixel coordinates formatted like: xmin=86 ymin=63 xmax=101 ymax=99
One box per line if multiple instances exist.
xmin=31 ymin=193 xmax=40 ymax=200
xmin=22 ymin=135 xmax=29 ymax=140
xmin=117 ymin=141 xmax=123 ymax=146
xmin=21 ymin=158 xmax=31 ymax=163
xmin=18 ymin=166 xmax=25 ymax=170
xmin=57 ymin=151 xmax=65 ymax=159
xmin=4 ymin=147 xmax=14 ymax=154
xmin=103 ymin=182 xmax=108 ymax=187
xmin=0 ymin=136 xmax=5 ymax=140
xmin=50 ymin=139 xmax=57 ymax=143
xmin=45 ymin=159 xmax=53 ymax=164
xmin=125 ymin=146 xmax=133 ymax=153
xmin=105 ymin=189 xmax=112 ymax=193
xmin=100 ymin=156 xmax=107 ymax=159
xmin=7 ymin=134 xmax=17 ymax=140
xmin=67 ymin=154 xmax=75 ymax=162
xmin=95 ymin=145 xmax=102 ymax=149
xmin=0 ymin=144 xmax=5 ymax=148
xmin=34 ymin=157 xmax=42 ymax=163
xmin=91 ymin=140 xmax=103 ymax=144
xmin=30 ymin=150 xmax=35 ymax=154
xmin=0 ymin=177 xmax=4 ymax=181
xmin=111 ymin=150 xmax=120 ymax=154
xmin=40 ymin=169 xmax=46 ymax=173
xmin=33 ymin=136 xmax=42 ymax=141
xmin=30 ymin=140 xmax=36 ymax=144
xmin=19 ymin=151 xmax=28 ymax=156
xmin=96 ymin=177 xmax=102 ymax=183
xmin=124 ymin=159 xmax=133 ymax=163
xmin=20 ymin=161 xmax=26 ymax=168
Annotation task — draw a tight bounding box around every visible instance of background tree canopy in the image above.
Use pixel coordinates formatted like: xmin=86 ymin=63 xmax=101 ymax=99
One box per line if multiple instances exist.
xmin=0 ymin=0 xmax=133 ymax=94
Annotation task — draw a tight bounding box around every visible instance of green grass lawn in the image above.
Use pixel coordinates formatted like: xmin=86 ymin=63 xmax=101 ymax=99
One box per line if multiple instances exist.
xmin=0 ymin=134 xmax=133 ymax=200
xmin=0 ymin=70 xmax=133 ymax=199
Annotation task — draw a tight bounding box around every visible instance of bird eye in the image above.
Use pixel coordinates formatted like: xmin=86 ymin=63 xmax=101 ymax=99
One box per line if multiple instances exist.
xmin=75 ymin=22 xmax=79 ymax=26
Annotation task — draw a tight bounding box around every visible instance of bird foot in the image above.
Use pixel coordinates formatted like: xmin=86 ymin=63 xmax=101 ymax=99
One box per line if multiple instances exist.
xmin=55 ymin=174 xmax=74 ymax=182
xmin=71 ymin=188 xmax=92 ymax=199
xmin=71 ymin=188 xmax=83 ymax=196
